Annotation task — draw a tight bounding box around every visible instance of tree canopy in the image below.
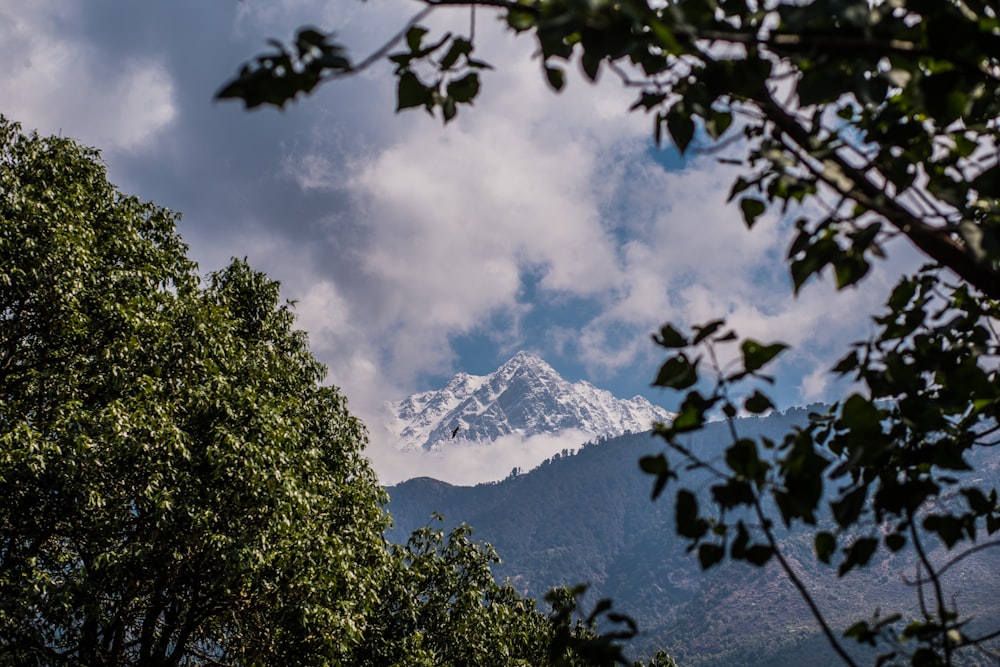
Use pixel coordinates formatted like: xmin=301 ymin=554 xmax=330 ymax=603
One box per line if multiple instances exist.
xmin=0 ymin=115 xmax=392 ymax=664
xmin=221 ymin=1 xmax=1000 ymax=665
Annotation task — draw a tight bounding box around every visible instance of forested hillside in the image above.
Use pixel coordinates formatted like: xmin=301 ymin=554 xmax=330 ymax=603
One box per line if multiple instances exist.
xmin=387 ymin=410 xmax=1000 ymax=665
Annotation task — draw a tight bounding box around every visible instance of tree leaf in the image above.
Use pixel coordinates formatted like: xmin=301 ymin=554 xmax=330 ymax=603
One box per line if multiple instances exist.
xmin=838 ymin=537 xmax=878 ymax=576
xmin=446 ymin=72 xmax=480 ymax=104
xmin=439 ymin=37 xmax=472 ymax=70
xmin=697 ymin=543 xmax=724 ymax=569
xmin=653 ymin=323 xmax=688 ymax=348
xmin=653 ymin=354 xmax=698 ymax=390
xmin=691 ymin=319 xmax=725 ymax=345
xmin=744 ymin=390 xmax=774 ymax=414
xmin=676 ymin=490 xmax=708 ymax=540
xmin=397 ymin=71 xmax=430 ymax=110
xmin=815 ymin=531 xmax=835 ymax=564
xmin=406 ymin=25 xmax=428 ymax=51
xmin=545 ymin=65 xmax=566 ymax=92
xmin=739 ymin=197 xmax=767 ymax=228
xmin=741 ymin=339 xmax=787 ymax=373
xmin=666 ymin=105 xmax=695 ymax=153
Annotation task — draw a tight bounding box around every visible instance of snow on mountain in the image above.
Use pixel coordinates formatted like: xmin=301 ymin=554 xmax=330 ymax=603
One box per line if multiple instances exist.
xmin=384 ymin=351 xmax=675 ymax=451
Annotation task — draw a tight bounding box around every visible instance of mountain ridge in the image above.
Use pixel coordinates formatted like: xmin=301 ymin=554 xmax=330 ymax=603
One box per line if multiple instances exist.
xmin=384 ymin=350 xmax=675 ymax=450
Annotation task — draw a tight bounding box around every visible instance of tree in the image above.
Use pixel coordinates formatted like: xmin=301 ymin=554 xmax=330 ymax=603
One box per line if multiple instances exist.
xmin=356 ymin=520 xmax=552 ymax=666
xmin=221 ymin=1 xmax=1000 ymax=665
xmin=356 ymin=515 xmax=656 ymax=667
xmin=0 ymin=116 xmax=390 ymax=665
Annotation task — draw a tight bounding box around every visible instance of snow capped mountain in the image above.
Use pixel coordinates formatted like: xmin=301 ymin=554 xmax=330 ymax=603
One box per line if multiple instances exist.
xmin=384 ymin=351 xmax=675 ymax=451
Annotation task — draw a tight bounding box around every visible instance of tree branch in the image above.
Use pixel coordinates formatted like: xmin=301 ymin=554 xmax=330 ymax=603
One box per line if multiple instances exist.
xmin=902 ymin=538 xmax=1000 ymax=584
xmin=908 ymin=510 xmax=954 ymax=664
xmin=326 ymin=6 xmax=436 ymax=81
xmin=759 ymin=91 xmax=1000 ymax=300
xmin=754 ymin=498 xmax=859 ymax=667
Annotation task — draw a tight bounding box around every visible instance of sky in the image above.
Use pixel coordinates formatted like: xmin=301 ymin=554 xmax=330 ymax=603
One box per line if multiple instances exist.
xmin=0 ymin=0 xmax=922 ymax=484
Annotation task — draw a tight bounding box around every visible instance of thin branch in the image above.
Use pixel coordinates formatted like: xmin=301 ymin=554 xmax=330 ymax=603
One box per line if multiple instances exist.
xmin=606 ymin=59 xmax=660 ymax=88
xmin=759 ymin=90 xmax=1000 ymax=300
xmin=754 ymin=498 xmax=860 ymax=667
xmin=184 ymin=645 xmax=233 ymax=667
xmin=688 ymin=130 xmax=747 ymax=157
xmin=973 ymin=421 xmax=1000 ymax=439
xmin=326 ymin=6 xmax=436 ymax=81
xmin=424 ymin=0 xmax=538 ymax=10
xmin=902 ymin=538 xmax=1000 ymax=584
xmin=679 ymin=28 xmax=1000 ymax=84
xmin=956 ymin=625 xmax=1000 ymax=651
xmin=706 ymin=342 xmax=741 ymax=446
xmin=908 ymin=511 xmax=954 ymax=663
xmin=665 ymin=440 xmax=729 ymax=480
xmin=912 ymin=559 xmax=931 ymax=619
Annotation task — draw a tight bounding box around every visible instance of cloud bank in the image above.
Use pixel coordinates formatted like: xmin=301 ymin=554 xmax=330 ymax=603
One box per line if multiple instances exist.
xmin=0 ymin=0 xmax=921 ymax=484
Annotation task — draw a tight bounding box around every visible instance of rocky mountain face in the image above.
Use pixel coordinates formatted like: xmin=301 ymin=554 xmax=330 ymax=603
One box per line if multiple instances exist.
xmin=383 ymin=350 xmax=675 ymax=451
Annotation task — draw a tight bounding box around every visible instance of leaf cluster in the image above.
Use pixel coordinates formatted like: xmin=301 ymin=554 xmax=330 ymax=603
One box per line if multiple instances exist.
xmin=217 ymin=27 xmax=352 ymax=109
xmin=217 ymin=3 xmax=1000 ymax=665
xmin=390 ymin=26 xmax=491 ymax=123
xmin=226 ymin=0 xmax=1000 ymax=300
xmin=356 ymin=519 xmax=555 ymax=666
xmin=645 ymin=281 xmax=1000 ymax=664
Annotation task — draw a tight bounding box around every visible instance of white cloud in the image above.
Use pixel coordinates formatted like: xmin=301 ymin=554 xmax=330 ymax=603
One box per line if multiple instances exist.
xmin=799 ymin=363 xmax=833 ymax=403
xmin=107 ymin=62 xmax=178 ymax=152
xmin=368 ymin=430 xmax=591 ymax=486
xmin=323 ymin=42 xmax=644 ymax=388
xmin=294 ymin=280 xmax=354 ymax=350
xmin=0 ymin=0 xmax=930 ymax=487
xmin=0 ymin=2 xmax=177 ymax=153
xmin=283 ymin=153 xmax=341 ymax=192
xmin=554 ymin=148 xmax=921 ymax=399
xmin=263 ymin=8 xmax=915 ymax=460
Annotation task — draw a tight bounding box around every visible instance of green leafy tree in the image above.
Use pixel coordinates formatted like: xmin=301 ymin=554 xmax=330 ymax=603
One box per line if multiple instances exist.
xmin=0 ymin=116 xmax=390 ymax=665
xmin=357 ymin=520 xmax=552 ymax=666
xmin=222 ymin=1 xmax=1000 ymax=665
xmin=356 ymin=516 xmax=649 ymax=666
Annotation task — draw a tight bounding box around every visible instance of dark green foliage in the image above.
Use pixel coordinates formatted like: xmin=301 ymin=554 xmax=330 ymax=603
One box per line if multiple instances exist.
xmin=216 ymin=27 xmax=351 ymax=108
xmin=0 ymin=117 xmax=390 ymax=664
xmin=387 ymin=27 xmax=491 ymax=123
xmin=223 ymin=2 xmax=1000 ymax=304
xmin=545 ymin=585 xmax=642 ymax=666
xmin=356 ymin=520 xmax=557 ymax=667
xmin=219 ymin=23 xmax=491 ymax=122
xmin=647 ymin=307 xmax=1000 ymax=664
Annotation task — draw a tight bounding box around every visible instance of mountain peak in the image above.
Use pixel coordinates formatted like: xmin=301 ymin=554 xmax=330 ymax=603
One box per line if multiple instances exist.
xmin=493 ymin=350 xmax=558 ymax=383
xmin=384 ymin=352 xmax=675 ymax=450
xmin=505 ymin=349 xmax=545 ymax=365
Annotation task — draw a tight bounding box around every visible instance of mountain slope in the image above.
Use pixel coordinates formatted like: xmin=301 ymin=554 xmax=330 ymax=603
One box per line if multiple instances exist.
xmin=385 ymin=409 xmax=1000 ymax=666
xmin=384 ymin=350 xmax=675 ymax=450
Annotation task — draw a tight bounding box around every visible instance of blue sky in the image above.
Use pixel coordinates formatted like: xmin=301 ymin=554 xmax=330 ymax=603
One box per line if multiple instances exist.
xmin=0 ymin=0 xmax=920 ymax=483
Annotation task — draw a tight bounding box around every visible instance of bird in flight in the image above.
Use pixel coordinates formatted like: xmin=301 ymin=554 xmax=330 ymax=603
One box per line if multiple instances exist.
xmin=451 ymin=425 xmax=460 ymax=439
